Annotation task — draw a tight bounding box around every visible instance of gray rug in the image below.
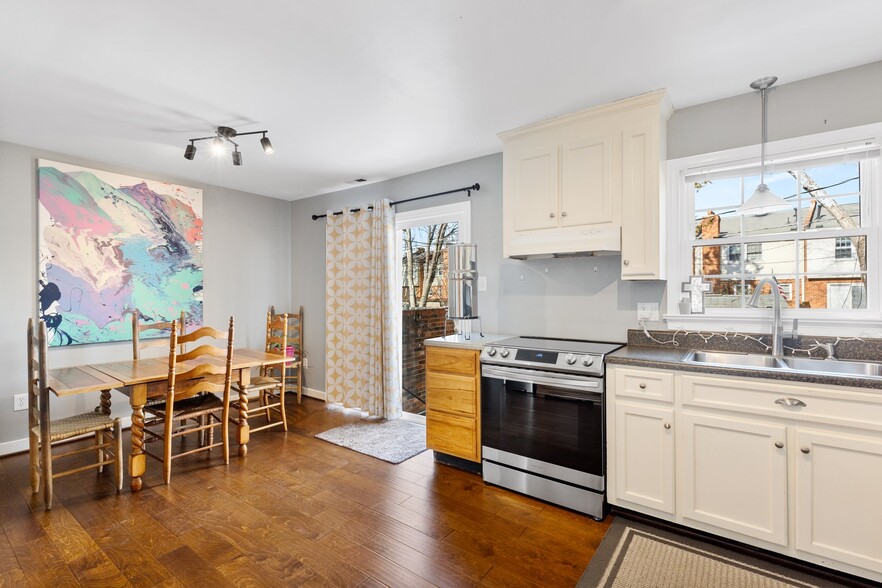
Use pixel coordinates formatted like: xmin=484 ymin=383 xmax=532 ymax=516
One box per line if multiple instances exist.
xmin=315 ymin=417 xmax=427 ymax=464
xmin=578 ymin=518 xmax=850 ymax=588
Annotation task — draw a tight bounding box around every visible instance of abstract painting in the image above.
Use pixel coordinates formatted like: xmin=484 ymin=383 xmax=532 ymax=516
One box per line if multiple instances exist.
xmin=37 ymin=159 xmax=203 ymax=346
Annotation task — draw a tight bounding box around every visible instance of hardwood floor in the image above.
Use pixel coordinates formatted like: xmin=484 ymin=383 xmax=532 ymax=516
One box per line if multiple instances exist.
xmin=0 ymin=398 xmax=611 ymax=587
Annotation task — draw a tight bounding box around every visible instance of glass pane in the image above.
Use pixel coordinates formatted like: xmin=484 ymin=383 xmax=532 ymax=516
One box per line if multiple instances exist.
xmin=692 ymin=245 xmax=741 ymax=275
xmin=746 ymin=277 xmax=798 ymax=309
xmin=799 ymin=276 xmax=867 ymax=309
xmin=703 ymin=278 xmax=746 ymax=309
xmin=694 ymin=177 xmax=742 ymax=210
xmin=743 ymin=207 xmax=797 ymax=237
xmin=743 ymin=240 xmax=796 ymax=275
xmin=799 ymin=195 xmax=861 ymax=231
xmin=802 ymin=162 xmax=861 ymax=197
xmin=799 ymin=236 xmax=866 ymax=273
xmin=695 ymin=211 xmax=741 ymax=240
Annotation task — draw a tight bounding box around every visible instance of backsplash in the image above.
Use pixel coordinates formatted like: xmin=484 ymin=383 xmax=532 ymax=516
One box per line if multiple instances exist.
xmin=628 ymin=328 xmax=882 ymax=362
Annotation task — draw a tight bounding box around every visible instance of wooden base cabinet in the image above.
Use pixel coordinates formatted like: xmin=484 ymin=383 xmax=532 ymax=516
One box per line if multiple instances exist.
xmin=425 ymin=346 xmax=481 ymax=463
xmin=607 ymin=365 xmax=882 ymax=583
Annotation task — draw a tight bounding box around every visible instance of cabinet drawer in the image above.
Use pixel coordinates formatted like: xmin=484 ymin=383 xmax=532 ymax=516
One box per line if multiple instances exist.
xmin=613 ymin=366 xmax=674 ymax=403
xmin=426 ymin=411 xmax=479 ymax=462
xmin=681 ymin=374 xmax=882 ymax=430
xmin=426 ymin=347 xmax=478 ymax=376
xmin=426 ymin=372 xmax=477 ymax=416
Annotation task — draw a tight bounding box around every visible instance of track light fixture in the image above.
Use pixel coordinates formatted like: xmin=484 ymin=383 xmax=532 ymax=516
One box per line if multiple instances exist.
xmin=183 ymin=126 xmax=274 ymax=165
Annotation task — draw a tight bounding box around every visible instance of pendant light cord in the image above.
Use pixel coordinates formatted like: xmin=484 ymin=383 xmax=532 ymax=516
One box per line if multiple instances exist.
xmin=760 ymin=86 xmax=768 ymax=186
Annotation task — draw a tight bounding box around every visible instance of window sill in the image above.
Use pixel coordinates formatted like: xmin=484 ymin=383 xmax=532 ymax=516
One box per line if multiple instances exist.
xmin=663 ymin=312 xmax=882 ymax=338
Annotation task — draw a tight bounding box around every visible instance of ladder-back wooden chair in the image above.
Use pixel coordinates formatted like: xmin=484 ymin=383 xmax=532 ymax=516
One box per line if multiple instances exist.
xmin=270 ymin=305 xmax=304 ymax=404
xmin=132 ymin=310 xmax=187 ymax=359
xmin=27 ymin=318 xmax=123 ymax=510
xmin=142 ymin=318 xmax=234 ymax=485
xmin=231 ymin=311 xmax=290 ymax=435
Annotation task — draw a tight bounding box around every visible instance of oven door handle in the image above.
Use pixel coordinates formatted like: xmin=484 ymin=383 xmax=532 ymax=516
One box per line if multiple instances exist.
xmin=481 ymin=364 xmax=601 ymax=393
xmin=540 ymin=390 xmax=601 ymax=404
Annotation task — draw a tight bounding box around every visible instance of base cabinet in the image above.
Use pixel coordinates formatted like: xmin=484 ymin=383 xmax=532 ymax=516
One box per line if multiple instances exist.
xmin=607 ymin=365 xmax=882 ymax=583
xmin=425 ymin=346 xmax=481 ymax=463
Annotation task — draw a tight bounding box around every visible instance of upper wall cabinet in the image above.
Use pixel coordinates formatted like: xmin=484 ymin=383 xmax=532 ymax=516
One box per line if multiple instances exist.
xmin=499 ymin=90 xmax=672 ymax=280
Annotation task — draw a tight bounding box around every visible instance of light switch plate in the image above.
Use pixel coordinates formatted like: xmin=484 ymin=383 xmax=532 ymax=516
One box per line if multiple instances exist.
xmin=478 ymin=276 xmax=487 ymax=292
xmin=637 ymin=303 xmax=659 ymax=322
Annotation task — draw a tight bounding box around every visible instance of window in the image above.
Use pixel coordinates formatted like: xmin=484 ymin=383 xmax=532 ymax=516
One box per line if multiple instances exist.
xmin=835 ymin=236 xmax=853 ymax=259
xmin=676 ymin=131 xmax=880 ymax=319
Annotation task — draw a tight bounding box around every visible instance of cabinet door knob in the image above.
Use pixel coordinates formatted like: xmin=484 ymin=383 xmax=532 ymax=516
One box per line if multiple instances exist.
xmin=775 ymin=397 xmax=807 ymax=408
xmin=774 ymin=441 xmax=784 ymax=449
xmin=800 ymin=447 xmax=811 ymax=454
xmin=623 ymin=259 xmax=630 ymax=266
xmin=561 ymin=211 xmax=568 ymax=217
xmin=663 ymin=422 xmax=671 ymax=430
xmin=638 ymin=383 xmax=646 ymax=389
xmin=549 ymin=212 xmax=555 ymax=218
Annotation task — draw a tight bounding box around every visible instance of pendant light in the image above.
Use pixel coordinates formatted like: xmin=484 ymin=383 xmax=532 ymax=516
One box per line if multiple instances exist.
xmin=736 ymin=76 xmax=791 ymax=215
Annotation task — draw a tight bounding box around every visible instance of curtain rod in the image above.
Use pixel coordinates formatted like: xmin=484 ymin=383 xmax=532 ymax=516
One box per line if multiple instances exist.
xmin=311 ymin=183 xmax=480 ymax=220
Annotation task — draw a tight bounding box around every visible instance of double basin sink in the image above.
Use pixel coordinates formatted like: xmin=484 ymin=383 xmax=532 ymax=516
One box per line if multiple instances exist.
xmin=684 ymin=350 xmax=882 ymax=379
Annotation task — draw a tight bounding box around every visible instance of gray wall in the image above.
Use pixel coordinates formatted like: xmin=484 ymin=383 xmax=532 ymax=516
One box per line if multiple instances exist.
xmin=0 ymin=140 xmax=291 ymax=448
xmin=669 ymin=60 xmax=882 ymax=159
xmin=290 ymin=153 xmax=666 ymax=394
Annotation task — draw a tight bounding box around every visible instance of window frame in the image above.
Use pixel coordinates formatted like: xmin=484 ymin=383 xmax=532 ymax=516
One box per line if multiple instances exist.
xmin=665 ymin=123 xmax=882 ymax=335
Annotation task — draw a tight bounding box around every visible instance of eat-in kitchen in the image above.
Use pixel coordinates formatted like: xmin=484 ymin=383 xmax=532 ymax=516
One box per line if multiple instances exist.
xmin=2 ymin=3 xmax=882 ymax=587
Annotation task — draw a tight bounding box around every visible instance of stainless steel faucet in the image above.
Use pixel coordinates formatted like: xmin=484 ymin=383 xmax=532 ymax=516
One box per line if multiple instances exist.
xmin=748 ymin=277 xmax=785 ymax=358
xmin=817 ymin=342 xmax=836 ymax=360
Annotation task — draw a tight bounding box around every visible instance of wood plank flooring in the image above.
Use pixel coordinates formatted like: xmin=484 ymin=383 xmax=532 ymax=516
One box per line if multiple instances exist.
xmin=0 ymin=398 xmax=611 ymax=587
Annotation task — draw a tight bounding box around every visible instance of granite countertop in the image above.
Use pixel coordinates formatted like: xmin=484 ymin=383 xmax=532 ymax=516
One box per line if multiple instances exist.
xmin=424 ymin=333 xmax=512 ymax=350
xmin=607 ymin=345 xmax=882 ymax=391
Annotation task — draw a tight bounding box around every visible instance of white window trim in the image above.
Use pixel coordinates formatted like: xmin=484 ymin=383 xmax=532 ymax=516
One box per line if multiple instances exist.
xmin=665 ymin=123 xmax=882 ymax=336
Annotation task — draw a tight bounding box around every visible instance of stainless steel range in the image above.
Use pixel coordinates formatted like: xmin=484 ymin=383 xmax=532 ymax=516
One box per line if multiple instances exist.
xmin=480 ymin=336 xmax=624 ymax=519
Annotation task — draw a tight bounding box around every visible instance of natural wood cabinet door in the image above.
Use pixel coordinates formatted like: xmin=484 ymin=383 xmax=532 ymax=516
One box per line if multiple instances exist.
xmin=426 ymin=371 xmax=477 ymax=416
xmin=795 ymin=429 xmax=882 ymax=571
xmin=614 ymin=402 xmax=675 ymax=514
xmin=426 ymin=347 xmax=478 ymax=376
xmin=680 ymin=411 xmax=788 ymax=546
xmin=426 ymin=411 xmax=478 ymax=462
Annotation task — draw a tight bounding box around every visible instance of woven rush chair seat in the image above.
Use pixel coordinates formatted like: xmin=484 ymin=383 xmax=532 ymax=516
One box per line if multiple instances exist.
xmin=36 ymin=411 xmax=118 ymax=442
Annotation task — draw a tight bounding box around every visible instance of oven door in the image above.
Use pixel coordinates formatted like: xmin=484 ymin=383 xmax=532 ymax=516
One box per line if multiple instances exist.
xmin=481 ymin=364 xmax=604 ymax=482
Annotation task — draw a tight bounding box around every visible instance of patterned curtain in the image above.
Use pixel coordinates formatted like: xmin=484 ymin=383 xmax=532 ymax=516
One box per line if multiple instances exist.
xmin=326 ymin=200 xmax=402 ymax=418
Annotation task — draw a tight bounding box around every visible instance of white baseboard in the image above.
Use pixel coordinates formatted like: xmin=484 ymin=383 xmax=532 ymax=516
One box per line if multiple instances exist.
xmin=302 ymin=387 xmax=327 ymax=402
xmin=0 ymin=416 xmax=134 ymax=457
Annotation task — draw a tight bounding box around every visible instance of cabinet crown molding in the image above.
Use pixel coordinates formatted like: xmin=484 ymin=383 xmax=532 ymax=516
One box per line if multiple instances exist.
xmin=498 ymin=89 xmax=673 ymax=142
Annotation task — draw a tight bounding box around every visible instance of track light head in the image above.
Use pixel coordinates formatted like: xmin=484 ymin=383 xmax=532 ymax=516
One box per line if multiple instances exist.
xmin=232 ymin=148 xmax=242 ymax=166
xmin=260 ymin=134 xmax=274 ymax=154
xmin=184 ymin=142 xmax=196 ymax=160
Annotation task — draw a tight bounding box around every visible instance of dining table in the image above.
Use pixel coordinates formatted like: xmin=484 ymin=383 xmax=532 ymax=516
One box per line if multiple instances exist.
xmin=46 ymin=348 xmax=291 ymax=491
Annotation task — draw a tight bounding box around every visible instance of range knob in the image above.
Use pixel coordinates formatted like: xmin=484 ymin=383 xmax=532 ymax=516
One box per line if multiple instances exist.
xmin=500 ymin=348 xmax=511 ymax=358
xmin=564 ymin=353 xmax=577 ymax=365
xmin=581 ymin=355 xmax=595 ymax=367
xmin=486 ymin=347 xmax=498 ymax=357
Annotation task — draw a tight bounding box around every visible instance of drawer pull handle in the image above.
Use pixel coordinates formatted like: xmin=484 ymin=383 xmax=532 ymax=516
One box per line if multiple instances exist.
xmin=623 ymin=259 xmax=630 ymax=266
xmin=663 ymin=422 xmax=671 ymax=430
xmin=801 ymin=447 xmax=811 ymax=455
xmin=639 ymin=383 xmax=647 ymax=389
xmin=775 ymin=397 xmax=806 ymax=408
xmin=774 ymin=441 xmax=784 ymax=449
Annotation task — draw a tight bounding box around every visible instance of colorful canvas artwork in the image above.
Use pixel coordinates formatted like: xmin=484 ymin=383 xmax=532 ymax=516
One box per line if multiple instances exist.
xmin=37 ymin=159 xmax=203 ymax=346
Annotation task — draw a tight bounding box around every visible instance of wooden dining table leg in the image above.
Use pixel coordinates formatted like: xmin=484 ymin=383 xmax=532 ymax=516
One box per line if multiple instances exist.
xmin=99 ymin=389 xmax=112 ymax=415
xmin=237 ymin=368 xmax=251 ymax=457
xmin=129 ymin=383 xmax=147 ymax=491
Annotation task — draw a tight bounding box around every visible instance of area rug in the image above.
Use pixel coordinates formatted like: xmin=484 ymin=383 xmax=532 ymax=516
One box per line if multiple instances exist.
xmin=578 ymin=518 xmax=849 ymax=588
xmin=315 ymin=418 xmax=427 ymax=464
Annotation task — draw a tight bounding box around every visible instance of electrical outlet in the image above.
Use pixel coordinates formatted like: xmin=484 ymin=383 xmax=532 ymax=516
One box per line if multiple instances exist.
xmin=13 ymin=394 xmax=27 ymax=412
xmin=637 ymin=303 xmax=660 ymax=322
xmin=303 ymin=357 xmax=309 ymax=369
xmin=478 ymin=276 xmax=487 ymax=292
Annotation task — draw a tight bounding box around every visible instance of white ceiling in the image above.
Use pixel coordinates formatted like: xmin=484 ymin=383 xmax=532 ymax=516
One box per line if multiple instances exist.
xmin=2 ymin=1 xmax=880 ymax=201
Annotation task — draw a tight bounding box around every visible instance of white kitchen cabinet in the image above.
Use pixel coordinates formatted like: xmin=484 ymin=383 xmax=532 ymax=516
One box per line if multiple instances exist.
xmin=680 ymin=411 xmax=788 ymax=546
xmin=499 ymin=90 xmax=672 ymax=276
xmin=613 ymin=402 xmax=675 ymax=514
xmin=607 ymin=365 xmax=882 ymax=583
xmin=794 ymin=428 xmax=882 ymax=571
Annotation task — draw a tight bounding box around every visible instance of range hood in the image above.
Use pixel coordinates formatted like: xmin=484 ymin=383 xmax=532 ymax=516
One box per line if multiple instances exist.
xmin=504 ymin=226 xmax=621 ymax=259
